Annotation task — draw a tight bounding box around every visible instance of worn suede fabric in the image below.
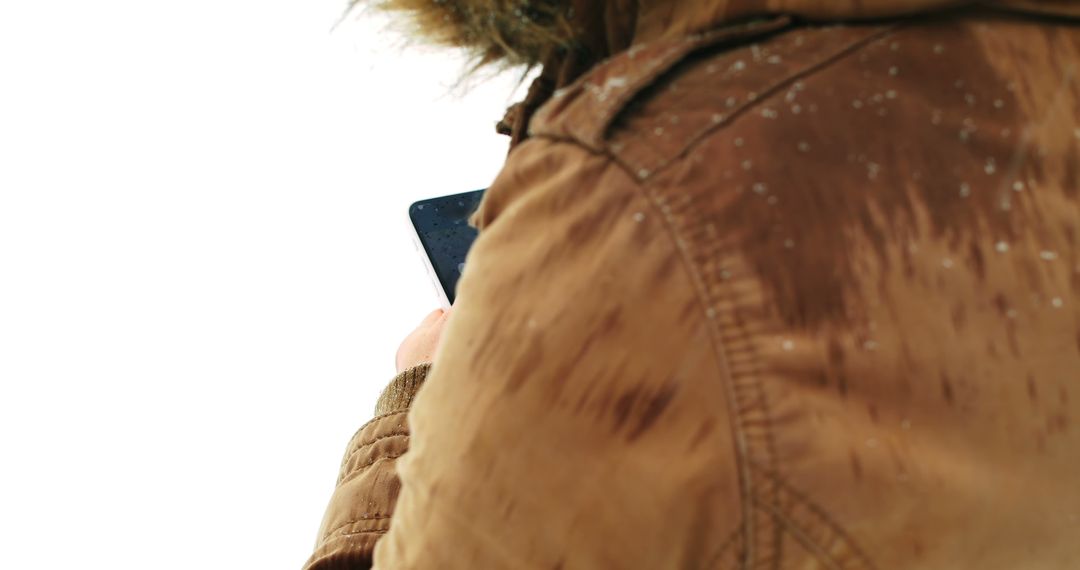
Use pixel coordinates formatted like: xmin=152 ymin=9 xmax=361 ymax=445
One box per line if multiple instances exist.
xmin=305 ymin=2 xmax=1080 ymax=568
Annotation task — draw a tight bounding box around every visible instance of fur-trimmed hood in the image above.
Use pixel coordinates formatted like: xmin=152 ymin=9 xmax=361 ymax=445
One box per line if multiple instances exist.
xmin=363 ymin=0 xmax=1079 ymax=145
xmin=363 ymin=0 xmax=1080 ymax=67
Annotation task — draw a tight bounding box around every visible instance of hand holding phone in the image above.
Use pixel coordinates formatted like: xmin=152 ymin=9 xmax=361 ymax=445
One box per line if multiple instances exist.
xmin=396 ymin=308 xmax=450 ymax=372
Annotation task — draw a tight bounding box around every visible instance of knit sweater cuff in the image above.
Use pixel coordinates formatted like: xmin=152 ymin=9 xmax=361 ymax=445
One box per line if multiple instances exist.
xmin=375 ymin=363 xmax=432 ymax=416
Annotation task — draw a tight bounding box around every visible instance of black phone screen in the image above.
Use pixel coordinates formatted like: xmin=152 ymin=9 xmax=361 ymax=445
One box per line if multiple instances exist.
xmin=409 ymin=189 xmax=486 ymax=305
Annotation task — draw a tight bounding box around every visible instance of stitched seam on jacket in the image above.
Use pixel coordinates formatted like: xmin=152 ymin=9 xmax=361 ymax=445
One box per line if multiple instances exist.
xmin=690 ymin=208 xmax=776 ymax=569
xmin=531 ymin=17 xmax=792 ymax=151
xmin=339 ymin=529 xmax=388 ymax=537
xmin=519 ymin=134 xmax=876 ymax=566
xmin=600 ymin=155 xmax=760 ymax=567
xmin=347 ymin=410 xmax=407 ymax=445
xmin=589 ymin=18 xmax=793 ymax=147
xmin=751 ymin=465 xmax=878 ymax=570
xmin=342 ymin=431 xmax=409 ymax=465
xmin=713 ymin=27 xmax=897 ymax=569
xmin=321 ymin=514 xmax=393 ymax=541
xmin=340 ymin=450 xmax=408 ymax=485
xmin=339 ymin=410 xmax=409 ymax=471
xmin=620 ymin=25 xmax=902 ymax=183
xmin=501 ymin=145 xmax=754 ymax=564
xmin=755 ymin=500 xmax=845 ymax=570
xmin=600 ymin=127 xmax=788 ymax=565
xmin=599 ymin=26 xmax=905 ymax=569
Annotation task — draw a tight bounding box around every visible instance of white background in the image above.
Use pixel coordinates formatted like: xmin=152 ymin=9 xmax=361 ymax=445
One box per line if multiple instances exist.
xmin=0 ymin=1 xmax=528 ymax=567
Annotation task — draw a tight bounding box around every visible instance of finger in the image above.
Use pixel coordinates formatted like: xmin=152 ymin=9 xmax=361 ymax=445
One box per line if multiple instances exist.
xmin=418 ymin=308 xmax=445 ymax=326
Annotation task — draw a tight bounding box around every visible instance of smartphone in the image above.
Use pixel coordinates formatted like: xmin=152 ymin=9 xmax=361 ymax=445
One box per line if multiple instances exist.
xmin=408 ymin=189 xmax=486 ymax=308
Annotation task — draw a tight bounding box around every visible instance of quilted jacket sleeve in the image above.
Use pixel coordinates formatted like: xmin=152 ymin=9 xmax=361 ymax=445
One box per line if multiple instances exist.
xmin=302 ymin=363 xmax=430 ymax=570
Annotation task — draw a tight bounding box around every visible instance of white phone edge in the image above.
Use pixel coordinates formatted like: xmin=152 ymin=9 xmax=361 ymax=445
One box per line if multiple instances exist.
xmin=406 ymin=207 xmax=453 ymax=311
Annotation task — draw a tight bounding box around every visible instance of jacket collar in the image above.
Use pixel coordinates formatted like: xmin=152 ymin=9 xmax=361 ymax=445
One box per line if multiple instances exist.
xmin=498 ymin=0 xmax=1080 ymax=147
xmin=632 ymin=0 xmax=1080 ymax=44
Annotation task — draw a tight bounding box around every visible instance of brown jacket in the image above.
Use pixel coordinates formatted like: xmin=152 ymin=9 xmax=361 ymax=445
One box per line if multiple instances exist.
xmin=306 ymin=1 xmax=1080 ymax=568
